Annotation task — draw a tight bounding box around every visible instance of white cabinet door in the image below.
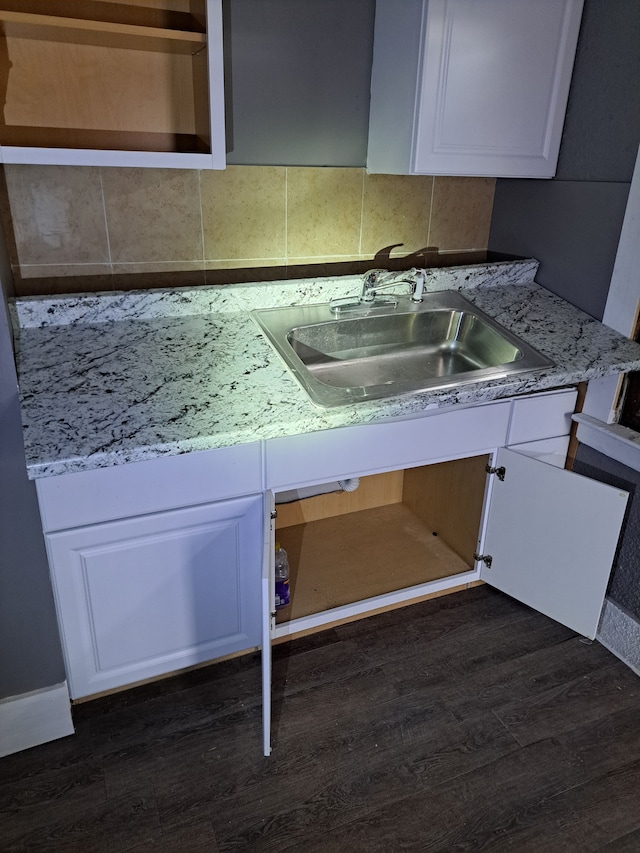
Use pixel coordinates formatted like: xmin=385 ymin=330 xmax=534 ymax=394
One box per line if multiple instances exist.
xmin=479 ymin=448 xmax=628 ymax=639
xmin=368 ymin=0 xmax=583 ymax=177
xmin=47 ymin=495 xmax=263 ymax=698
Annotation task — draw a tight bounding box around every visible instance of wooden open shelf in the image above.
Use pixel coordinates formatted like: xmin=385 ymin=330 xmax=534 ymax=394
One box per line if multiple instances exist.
xmin=275 ymin=457 xmax=489 ymax=628
xmin=0 ymin=4 xmax=206 ymax=52
xmin=0 ymin=0 xmax=223 ymax=165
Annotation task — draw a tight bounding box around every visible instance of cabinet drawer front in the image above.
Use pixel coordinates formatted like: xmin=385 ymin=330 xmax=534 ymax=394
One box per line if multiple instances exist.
xmin=507 ymin=388 xmax=578 ymax=446
xmin=266 ymin=401 xmax=511 ymax=490
xmin=37 ymin=443 xmax=262 ymax=532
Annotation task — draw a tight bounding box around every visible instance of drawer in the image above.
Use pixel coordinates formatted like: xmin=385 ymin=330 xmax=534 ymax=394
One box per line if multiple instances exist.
xmin=265 ymin=401 xmax=512 ymax=490
xmin=507 ymin=388 xmax=578 ymax=446
xmin=36 ymin=442 xmax=262 ymax=532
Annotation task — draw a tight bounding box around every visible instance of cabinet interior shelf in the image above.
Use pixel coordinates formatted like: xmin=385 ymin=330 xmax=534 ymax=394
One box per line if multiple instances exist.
xmin=0 ymin=126 xmax=210 ymax=154
xmin=0 ymin=2 xmax=206 ymax=53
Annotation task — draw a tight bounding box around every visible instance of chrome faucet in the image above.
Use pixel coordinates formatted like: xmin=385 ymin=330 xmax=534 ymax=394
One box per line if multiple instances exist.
xmin=360 ymin=268 xmax=426 ymax=304
xmin=330 ymin=267 xmax=428 ymax=315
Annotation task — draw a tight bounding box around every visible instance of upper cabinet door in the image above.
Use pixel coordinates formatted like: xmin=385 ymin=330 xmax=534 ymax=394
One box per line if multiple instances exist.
xmin=367 ymin=0 xmax=584 ymax=178
xmin=479 ymin=448 xmax=628 ymax=639
xmin=0 ymin=0 xmax=226 ymax=169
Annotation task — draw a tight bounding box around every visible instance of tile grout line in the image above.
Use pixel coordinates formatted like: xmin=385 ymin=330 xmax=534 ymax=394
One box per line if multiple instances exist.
xmin=284 ymin=168 xmax=289 ymax=266
xmin=426 ymin=175 xmax=435 ymax=249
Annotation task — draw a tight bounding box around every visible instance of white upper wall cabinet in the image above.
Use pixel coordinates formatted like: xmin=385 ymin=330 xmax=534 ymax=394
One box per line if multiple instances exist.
xmin=0 ymin=0 xmax=226 ymax=169
xmin=367 ymin=0 xmax=584 ymax=177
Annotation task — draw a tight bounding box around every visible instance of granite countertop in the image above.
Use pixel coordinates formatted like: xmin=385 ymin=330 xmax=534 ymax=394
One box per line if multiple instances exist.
xmin=11 ymin=259 xmax=640 ymax=479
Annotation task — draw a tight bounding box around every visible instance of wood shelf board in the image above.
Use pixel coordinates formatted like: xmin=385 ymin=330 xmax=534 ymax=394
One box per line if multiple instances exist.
xmin=275 ymin=503 xmax=471 ymax=625
xmin=0 ymin=127 xmax=210 ymax=154
xmin=0 ymin=1 xmax=206 ymax=32
xmin=1 ymin=36 xmax=206 ymax=139
xmin=0 ymin=12 xmax=206 ymax=53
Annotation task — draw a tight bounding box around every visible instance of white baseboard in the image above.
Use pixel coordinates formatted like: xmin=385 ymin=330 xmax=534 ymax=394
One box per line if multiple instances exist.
xmin=597 ymin=598 xmax=640 ymax=677
xmin=0 ymin=682 xmax=74 ymax=757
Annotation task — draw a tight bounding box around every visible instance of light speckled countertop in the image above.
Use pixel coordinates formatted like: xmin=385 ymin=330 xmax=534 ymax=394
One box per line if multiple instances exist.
xmin=11 ymin=259 xmax=640 ymax=479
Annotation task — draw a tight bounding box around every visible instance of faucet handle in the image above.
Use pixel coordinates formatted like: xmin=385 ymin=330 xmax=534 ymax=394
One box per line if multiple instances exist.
xmin=361 ymin=268 xmax=392 ymax=302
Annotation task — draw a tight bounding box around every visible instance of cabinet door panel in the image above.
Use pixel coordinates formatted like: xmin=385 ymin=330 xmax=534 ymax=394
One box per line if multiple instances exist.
xmin=368 ymin=0 xmax=583 ymax=177
xmin=47 ymin=495 xmax=262 ymax=698
xmin=481 ymin=448 xmax=628 ymax=638
xmin=413 ymin=0 xmax=583 ymax=177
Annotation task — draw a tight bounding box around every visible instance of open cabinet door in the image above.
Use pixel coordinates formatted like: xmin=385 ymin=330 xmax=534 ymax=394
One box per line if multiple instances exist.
xmin=261 ymin=491 xmax=275 ymax=756
xmin=480 ymin=447 xmax=628 ymax=639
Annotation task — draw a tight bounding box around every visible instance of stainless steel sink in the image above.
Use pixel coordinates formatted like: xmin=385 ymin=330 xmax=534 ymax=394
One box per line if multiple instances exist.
xmin=252 ymin=291 xmax=553 ymax=407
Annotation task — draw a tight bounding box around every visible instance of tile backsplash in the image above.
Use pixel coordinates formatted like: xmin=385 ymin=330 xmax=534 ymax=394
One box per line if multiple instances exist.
xmin=1 ymin=164 xmax=495 ymax=296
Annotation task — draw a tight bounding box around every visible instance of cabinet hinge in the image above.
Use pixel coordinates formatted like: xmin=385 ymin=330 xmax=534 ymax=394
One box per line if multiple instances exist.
xmin=474 ymin=553 xmax=493 ymax=569
xmin=270 ymin=510 xmax=277 ymax=519
xmin=485 ymin=464 xmax=506 ymax=481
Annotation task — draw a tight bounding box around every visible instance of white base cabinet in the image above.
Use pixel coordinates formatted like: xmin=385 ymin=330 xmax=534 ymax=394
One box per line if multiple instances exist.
xmin=37 ymin=442 xmax=263 ymax=699
xmin=32 ymin=388 xmax=629 ymax=756
xmin=367 ymin=0 xmax=584 ymax=177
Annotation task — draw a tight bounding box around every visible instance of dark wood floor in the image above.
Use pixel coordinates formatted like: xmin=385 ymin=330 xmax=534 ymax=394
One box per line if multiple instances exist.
xmin=3 ymin=585 xmax=640 ymax=852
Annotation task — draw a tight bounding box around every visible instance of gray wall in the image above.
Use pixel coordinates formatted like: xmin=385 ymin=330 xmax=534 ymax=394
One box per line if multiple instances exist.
xmin=489 ymin=0 xmax=640 ymax=320
xmin=224 ymin=0 xmax=376 ymax=166
xmin=0 ymin=241 xmax=65 ymax=700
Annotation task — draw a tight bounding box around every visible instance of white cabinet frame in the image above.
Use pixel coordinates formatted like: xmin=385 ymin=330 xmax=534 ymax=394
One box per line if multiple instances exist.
xmin=0 ymin=0 xmax=226 ymax=169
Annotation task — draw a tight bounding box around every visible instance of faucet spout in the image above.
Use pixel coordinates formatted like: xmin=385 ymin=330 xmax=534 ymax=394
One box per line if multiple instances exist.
xmin=361 ymin=267 xmax=426 ymax=303
xmin=329 ymin=267 xmax=428 ymax=315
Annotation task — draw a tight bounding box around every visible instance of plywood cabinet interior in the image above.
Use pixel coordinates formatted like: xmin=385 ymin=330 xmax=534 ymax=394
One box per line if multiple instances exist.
xmin=0 ymin=0 xmax=225 ymax=167
xmin=274 ymin=458 xmax=488 ymax=628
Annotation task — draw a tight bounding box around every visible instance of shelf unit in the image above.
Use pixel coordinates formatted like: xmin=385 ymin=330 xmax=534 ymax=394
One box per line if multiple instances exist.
xmin=0 ymin=0 xmax=225 ymax=168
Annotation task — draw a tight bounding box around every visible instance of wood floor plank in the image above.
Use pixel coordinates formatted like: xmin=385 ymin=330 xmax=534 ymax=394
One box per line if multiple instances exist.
xmin=424 ymin=623 xmax=611 ymax=717
xmin=494 ymin=659 xmax=640 ymax=746
xmin=124 ymin=819 xmax=219 ymax=853
xmin=272 ymin=737 xmax=587 ymax=853
xmin=598 ymin=826 xmax=640 ymax=852
xmin=8 ymin=787 xmax=160 ymax=853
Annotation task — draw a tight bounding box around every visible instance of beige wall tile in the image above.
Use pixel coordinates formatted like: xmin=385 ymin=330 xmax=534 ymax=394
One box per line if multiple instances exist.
xmin=429 ymin=177 xmax=496 ymax=251
xmin=4 ymin=165 xmax=109 ymax=265
xmin=361 ymin=173 xmax=433 ymax=257
xmin=102 ymin=167 xmax=203 ymax=264
xmin=201 ymin=166 xmax=286 ymax=261
xmin=287 ymin=167 xmax=363 ymax=258
xmin=18 ymin=263 xmax=112 ymax=279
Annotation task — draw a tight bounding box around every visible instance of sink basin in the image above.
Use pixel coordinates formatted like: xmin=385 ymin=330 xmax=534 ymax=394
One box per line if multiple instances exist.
xmin=252 ymin=291 xmax=553 ymax=407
